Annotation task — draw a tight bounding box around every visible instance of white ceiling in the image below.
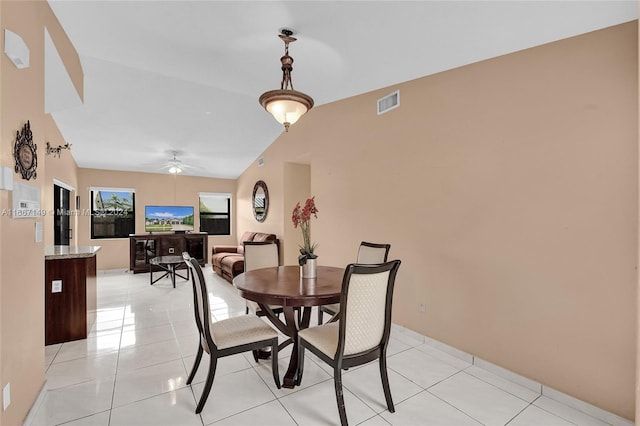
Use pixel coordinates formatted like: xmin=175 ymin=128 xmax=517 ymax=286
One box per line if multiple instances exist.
xmin=46 ymin=1 xmax=638 ymax=179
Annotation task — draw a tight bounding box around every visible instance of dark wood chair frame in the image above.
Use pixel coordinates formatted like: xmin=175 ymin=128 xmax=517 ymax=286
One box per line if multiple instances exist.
xmin=183 ymin=253 xmax=281 ymax=414
xmin=317 ymin=241 xmax=391 ymax=324
xmin=242 ymin=241 xmax=285 ymax=318
xmin=298 ymin=260 xmax=401 ymax=426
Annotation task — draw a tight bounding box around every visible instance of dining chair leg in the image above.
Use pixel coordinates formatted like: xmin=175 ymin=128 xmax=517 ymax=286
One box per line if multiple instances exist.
xmin=251 ymin=349 xmax=259 ymax=363
xmin=195 ymin=355 xmax=218 ymax=414
xmin=379 ymin=353 xmax=395 ymax=413
xmin=334 ymin=367 xmax=348 ymax=426
xmin=271 ymin=338 xmax=281 ymax=389
xmin=317 ymin=307 xmax=323 ymax=325
xmin=296 ymin=339 xmax=305 ymax=386
xmin=187 ymin=345 xmax=203 ymax=385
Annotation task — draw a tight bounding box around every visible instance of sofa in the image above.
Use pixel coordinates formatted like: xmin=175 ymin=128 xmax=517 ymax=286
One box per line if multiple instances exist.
xmin=211 ymin=232 xmax=279 ymax=283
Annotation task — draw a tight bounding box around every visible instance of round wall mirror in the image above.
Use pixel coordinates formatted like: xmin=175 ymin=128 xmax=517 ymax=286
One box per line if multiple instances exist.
xmin=252 ymin=180 xmax=269 ymax=222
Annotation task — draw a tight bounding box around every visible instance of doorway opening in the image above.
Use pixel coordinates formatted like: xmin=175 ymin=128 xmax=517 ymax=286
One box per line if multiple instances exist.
xmin=54 ymin=184 xmax=71 ymax=245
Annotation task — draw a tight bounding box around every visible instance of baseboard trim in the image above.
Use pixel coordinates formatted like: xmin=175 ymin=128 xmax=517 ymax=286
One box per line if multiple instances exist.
xmin=23 ymin=380 xmax=47 ymax=426
xmin=98 ymin=268 xmax=129 ymax=276
xmin=473 ymin=357 xmax=542 ymax=394
xmin=391 ymin=323 xmax=633 ymax=425
xmin=541 ymin=385 xmax=633 ymax=426
xmin=424 ymin=335 xmax=475 ymax=364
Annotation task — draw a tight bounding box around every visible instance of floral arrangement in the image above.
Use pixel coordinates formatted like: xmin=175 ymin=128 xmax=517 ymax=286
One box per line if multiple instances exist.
xmin=292 ymin=196 xmax=319 ymax=266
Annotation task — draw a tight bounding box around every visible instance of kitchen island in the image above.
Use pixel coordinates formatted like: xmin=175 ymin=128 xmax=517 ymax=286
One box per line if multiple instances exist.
xmin=45 ymin=245 xmax=101 ymax=345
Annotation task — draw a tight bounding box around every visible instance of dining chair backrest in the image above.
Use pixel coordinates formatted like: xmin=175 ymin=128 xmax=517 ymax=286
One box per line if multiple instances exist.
xmin=337 ymin=260 xmax=401 ymax=356
xmin=243 ymin=241 xmax=279 ymax=272
xmin=183 ymin=253 xmax=216 ymax=351
xmin=182 ymin=252 xmax=282 ymax=414
xmin=356 ymin=241 xmax=391 ymax=265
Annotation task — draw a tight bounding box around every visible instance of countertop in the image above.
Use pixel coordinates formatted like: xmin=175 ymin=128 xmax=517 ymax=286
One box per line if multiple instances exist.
xmin=45 ymin=245 xmax=101 ymax=260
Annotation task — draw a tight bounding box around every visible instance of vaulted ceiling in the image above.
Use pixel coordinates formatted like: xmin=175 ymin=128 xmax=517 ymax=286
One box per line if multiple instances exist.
xmin=47 ymin=1 xmax=638 ymax=179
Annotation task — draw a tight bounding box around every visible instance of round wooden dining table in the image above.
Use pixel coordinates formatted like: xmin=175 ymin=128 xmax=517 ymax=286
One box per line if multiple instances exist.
xmin=233 ymin=265 xmax=344 ymax=388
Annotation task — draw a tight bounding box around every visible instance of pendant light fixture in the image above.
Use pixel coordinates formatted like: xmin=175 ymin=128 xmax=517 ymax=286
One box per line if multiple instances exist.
xmin=259 ymin=29 xmax=314 ymax=132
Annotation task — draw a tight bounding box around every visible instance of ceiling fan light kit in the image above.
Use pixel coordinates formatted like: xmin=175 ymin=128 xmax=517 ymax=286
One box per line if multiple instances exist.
xmin=167 ymin=151 xmax=184 ymax=174
xmin=259 ymin=29 xmax=314 ymax=132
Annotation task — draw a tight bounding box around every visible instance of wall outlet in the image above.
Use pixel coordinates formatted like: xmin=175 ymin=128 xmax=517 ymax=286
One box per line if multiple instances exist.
xmin=52 ymin=279 xmax=62 ymax=293
xmin=3 ymin=383 xmax=10 ymax=411
xmin=419 ymin=303 xmax=426 ymax=313
xmin=168 ymin=247 xmax=175 ymax=254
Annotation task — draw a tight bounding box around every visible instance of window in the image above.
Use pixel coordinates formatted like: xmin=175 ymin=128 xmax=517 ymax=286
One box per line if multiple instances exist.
xmin=90 ymin=187 xmax=135 ymax=239
xmin=199 ymin=193 xmax=231 ymax=235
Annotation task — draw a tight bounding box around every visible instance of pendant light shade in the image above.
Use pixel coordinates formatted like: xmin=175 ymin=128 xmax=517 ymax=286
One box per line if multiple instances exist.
xmin=259 ymin=29 xmax=314 ymax=131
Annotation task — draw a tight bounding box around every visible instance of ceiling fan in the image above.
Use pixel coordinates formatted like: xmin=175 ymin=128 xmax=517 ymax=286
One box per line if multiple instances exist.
xmin=162 ymin=151 xmax=194 ymax=174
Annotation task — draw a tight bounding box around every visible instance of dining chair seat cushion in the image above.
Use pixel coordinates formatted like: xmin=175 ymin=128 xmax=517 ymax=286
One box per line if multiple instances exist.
xmin=298 ymin=322 xmax=339 ymax=357
xmin=208 ymin=315 xmax=278 ymax=351
xmin=322 ymin=303 xmax=340 ymax=315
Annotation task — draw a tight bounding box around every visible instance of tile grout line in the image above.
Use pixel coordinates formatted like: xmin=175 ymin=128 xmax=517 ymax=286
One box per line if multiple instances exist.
xmin=394 ymin=323 xmax=628 ymax=426
xmin=43 ymin=268 xmax=626 ymax=426
xmin=460 ymin=364 xmax=540 ymax=405
xmin=424 ymin=384 xmax=489 ymax=426
xmin=525 ymin=395 xmax=585 ymax=426
xmin=105 ymin=276 xmax=129 ymax=425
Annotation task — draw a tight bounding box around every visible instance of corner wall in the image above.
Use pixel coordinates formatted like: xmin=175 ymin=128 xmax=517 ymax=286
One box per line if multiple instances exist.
xmin=0 ymin=2 xmax=83 ymax=424
xmin=43 ymin=116 xmax=80 ymax=246
xmin=237 ymin=22 xmax=638 ymax=419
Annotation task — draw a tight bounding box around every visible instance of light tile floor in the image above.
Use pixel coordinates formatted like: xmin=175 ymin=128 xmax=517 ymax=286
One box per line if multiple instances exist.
xmin=30 ymin=266 xmax=621 ymax=426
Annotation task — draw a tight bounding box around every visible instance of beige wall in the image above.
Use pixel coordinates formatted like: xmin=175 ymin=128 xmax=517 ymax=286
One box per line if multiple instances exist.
xmin=0 ymin=1 xmax=83 ymax=424
xmin=283 ymin=163 xmax=311 ymax=264
xmin=44 ymin=115 xmax=80 ymax=246
xmin=0 ymin=3 xmax=637 ymax=422
xmin=637 ymin=7 xmax=640 ymax=423
xmin=76 ymin=168 xmax=237 ymax=270
xmin=238 ymin=22 xmax=639 ymax=419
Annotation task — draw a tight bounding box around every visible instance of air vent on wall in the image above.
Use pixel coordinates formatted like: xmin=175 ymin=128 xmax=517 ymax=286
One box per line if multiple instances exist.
xmin=377 ymin=90 xmax=399 ymax=115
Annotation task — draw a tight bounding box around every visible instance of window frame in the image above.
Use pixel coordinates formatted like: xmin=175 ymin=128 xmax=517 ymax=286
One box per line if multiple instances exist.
xmin=199 ymin=192 xmax=232 ymax=236
xmin=89 ymin=187 xmax=136 ymax=239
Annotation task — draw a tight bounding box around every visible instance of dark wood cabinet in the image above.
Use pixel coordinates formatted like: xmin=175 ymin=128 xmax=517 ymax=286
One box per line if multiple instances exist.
xmin=45 ymin=248 xmax=99 ymax=345
xmin=158 ymin=235 xmax=185 ymax=256
xmin=129 ymin=233 xmax=208 ymax=273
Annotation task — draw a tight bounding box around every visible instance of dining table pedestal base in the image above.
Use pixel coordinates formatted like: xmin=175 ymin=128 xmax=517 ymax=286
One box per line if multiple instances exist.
xmin=233 ymin=265 xmax=344 ymax=389
xmin=259 ymin=304 xmax=313 ymax=388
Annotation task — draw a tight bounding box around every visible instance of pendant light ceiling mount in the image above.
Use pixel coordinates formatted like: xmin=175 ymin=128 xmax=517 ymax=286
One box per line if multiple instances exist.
xmin=259 ymin=28 xmax=314 ymax=132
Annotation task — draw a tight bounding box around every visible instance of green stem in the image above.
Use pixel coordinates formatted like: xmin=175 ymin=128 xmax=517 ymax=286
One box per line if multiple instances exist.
xmin=301 ymin=222 xmax=311 ymax=254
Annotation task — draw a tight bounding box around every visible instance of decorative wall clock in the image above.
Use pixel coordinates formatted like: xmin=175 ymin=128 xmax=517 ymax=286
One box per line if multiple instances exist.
xmin=14 ymin=120 xmax=37 ymax=180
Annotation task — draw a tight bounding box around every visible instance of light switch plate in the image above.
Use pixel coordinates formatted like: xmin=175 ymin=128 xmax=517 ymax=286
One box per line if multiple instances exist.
xmin=52 ymin=279 xmax=62 ymax=293
xmin=35 ymin=221 xmax=43 ymax=242
xmin=3 ymin=383 xmax=10 ymax=411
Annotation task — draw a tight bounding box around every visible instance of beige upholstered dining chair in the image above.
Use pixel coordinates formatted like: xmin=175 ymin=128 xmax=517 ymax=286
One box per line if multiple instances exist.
xmin=298 ymin=260 xmax=401 ymax=426
xmin=242 ymin=241 xmax=283 ymax=317
xmin=318 ymin=241 xmax=391 ymax=324
xmin=182 ymin=253 xmax=280 ymax=414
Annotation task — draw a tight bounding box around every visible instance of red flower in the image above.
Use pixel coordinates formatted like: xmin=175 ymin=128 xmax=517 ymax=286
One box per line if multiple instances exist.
xmin=292 ymin=196 xmax=319 ymax=265
xmin=292 ymin=202 xmax=301 ymax=228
